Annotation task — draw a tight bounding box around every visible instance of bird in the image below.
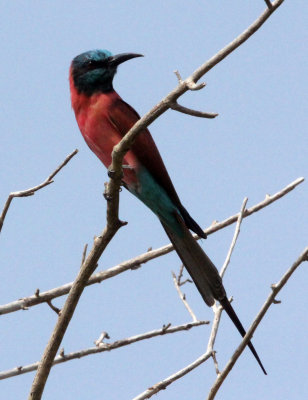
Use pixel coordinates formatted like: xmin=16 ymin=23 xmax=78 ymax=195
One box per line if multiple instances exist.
xmin=69 ymin=49 xmax=266 ymax=375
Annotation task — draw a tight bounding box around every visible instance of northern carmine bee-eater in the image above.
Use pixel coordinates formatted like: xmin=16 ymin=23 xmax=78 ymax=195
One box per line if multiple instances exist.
xmin=69 ymin=49 xmax=266 ymax=374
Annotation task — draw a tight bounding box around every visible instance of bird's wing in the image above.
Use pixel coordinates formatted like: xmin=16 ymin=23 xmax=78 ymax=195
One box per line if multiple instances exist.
xmin=108 ymin=97 xmax=206 ymax=238
xmin=108 ymin=98 xmax=182 ymax=206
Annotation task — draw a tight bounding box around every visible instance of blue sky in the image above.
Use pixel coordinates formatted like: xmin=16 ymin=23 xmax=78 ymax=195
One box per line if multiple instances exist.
xmin=0 ymin=1 xmax=307 ymax=399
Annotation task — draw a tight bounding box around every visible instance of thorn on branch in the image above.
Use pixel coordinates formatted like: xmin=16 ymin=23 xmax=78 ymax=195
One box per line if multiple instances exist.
xmin=59 ymin=348 xmax=65 ymax=357
xmin=130 ymin=262 xmax=142 ymax=270
xmin=35 ymin=289 xmax=40 ymax=297
xmin=271 ymin=283 xmax=277 ymax=291
xmin=174 ymin=70 xmax=184 ymax=84
xmin=273 ymin=299 xmax=281 ymax=304
xmin=162 ymin=323 xmax=172 ymax=332
xmin=118 ymin=219 xmax=128 ymax=227
xmin=95 ymin=331 xmax=110 ymax=346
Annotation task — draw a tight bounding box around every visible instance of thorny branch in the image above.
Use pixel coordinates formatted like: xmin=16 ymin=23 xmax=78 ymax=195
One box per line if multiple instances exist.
xmin=0 ymin=150 xmax=78 ymax=234
xmin=0 ymin=177 xmax=302 ymax=316
xmin=27 ymin=1 xmax=286 ymax=398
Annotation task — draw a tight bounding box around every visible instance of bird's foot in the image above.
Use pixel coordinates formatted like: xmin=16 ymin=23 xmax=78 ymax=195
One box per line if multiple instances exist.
xmin=108 ymin=168 xmax=123 ymax=179
xmin=122 ymin=164 xmax=134 ymax=170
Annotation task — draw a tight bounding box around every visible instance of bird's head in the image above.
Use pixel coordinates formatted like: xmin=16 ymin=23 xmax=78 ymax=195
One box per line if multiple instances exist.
xmin=70 ymin=49 xmax=143 ymax=96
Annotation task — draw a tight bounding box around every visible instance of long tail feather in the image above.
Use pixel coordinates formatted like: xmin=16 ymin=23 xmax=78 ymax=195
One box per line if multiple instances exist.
xmin=161 ymin=218 xmax=267 ymax=375
xmin=220 ymin=297 xmax=267 ymax=374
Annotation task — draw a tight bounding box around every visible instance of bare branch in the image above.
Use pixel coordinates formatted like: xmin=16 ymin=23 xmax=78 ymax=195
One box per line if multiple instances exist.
xmin=134 ymin=197 xmax=254 ymax=398
xmin=0 ymin=321 xmax=207 ymax=381
xmin=0 ymin=150 xmax=78 ymax=234
xmin=103 ymin=0 xmax=285 ymax=203
xmin=80 ymin=244 xmax=88 ymax=268
xmin=132 ymin=351 xmax=212 ymax=400
xmin=0 ymin=177 xmax=303 ymax=316
xmin=207 ymin=198 xmax=247 ymax=372
xmin=46 ymin=301 xmax=61 ymax=315
xmin=28 ymin=217 xmax=124 ymax=399
xmin=207 ymin=246 xmax=308 ymax=400
xmin=206 ymin=303 xmax=224 ymax=358
xmin=220 ymin=197 xmax=248 ymax=278
xmin=172 ymin=271 xmax=199 ymax=322
xmin=170 ymin=101 xmax=218 ymax=119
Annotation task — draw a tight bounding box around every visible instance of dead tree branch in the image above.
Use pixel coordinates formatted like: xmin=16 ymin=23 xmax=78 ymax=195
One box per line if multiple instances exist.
xmin=0 ymin=177 xmax=303 ymax=316
xmin=207 ymin=246 xmax=308 ymax=400
xmin=0 ymin=150 xmax=78 ymax=234
xmin=0 ymin=321 xmax=207 ymax=381
xmin=133 ymin=247 xmax=308 ymax=400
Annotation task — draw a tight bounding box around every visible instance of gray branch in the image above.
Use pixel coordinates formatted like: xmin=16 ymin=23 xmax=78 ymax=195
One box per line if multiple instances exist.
xmin=207 ymin=246 xmax=308 ymax=400
xmin=0 ymin=177 xmax=302 ymax=316
xmin=0 ymin=321 xmax=207 ymax=381
xmin=0 ymin=150 xmax=78 ymax=234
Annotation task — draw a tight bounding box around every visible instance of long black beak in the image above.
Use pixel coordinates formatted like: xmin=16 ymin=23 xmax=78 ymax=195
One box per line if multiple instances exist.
xmin=107 ymin=53 xmax=143 ymax=68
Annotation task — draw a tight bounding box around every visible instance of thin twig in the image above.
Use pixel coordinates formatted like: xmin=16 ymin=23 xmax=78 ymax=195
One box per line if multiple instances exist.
xmin=0 ymin=321 xmax=207 ymax=381
xmin=172 ymin=271 xmax=199 ymax=322
xmin=207 ymin=198 xmax=247 ymax=373
xmin=46 ymin=301 xmax=61 ymax=315
xmin=220 ymin=197 xmax=248 ymax=278
xmin=133 ymin=351 xmax=212 ymax=400
xmin=0 ymin=177 xmax=303 ymax=316
xmin=0 ymin=150 xmax=78 ymax=234
xmin=170 ymin=101 xmax=218 ymax=119
xmin=207 ymin=246 xmax=308 ymax=400
xmin=80 ymin=244 xmax=88 ymax=268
